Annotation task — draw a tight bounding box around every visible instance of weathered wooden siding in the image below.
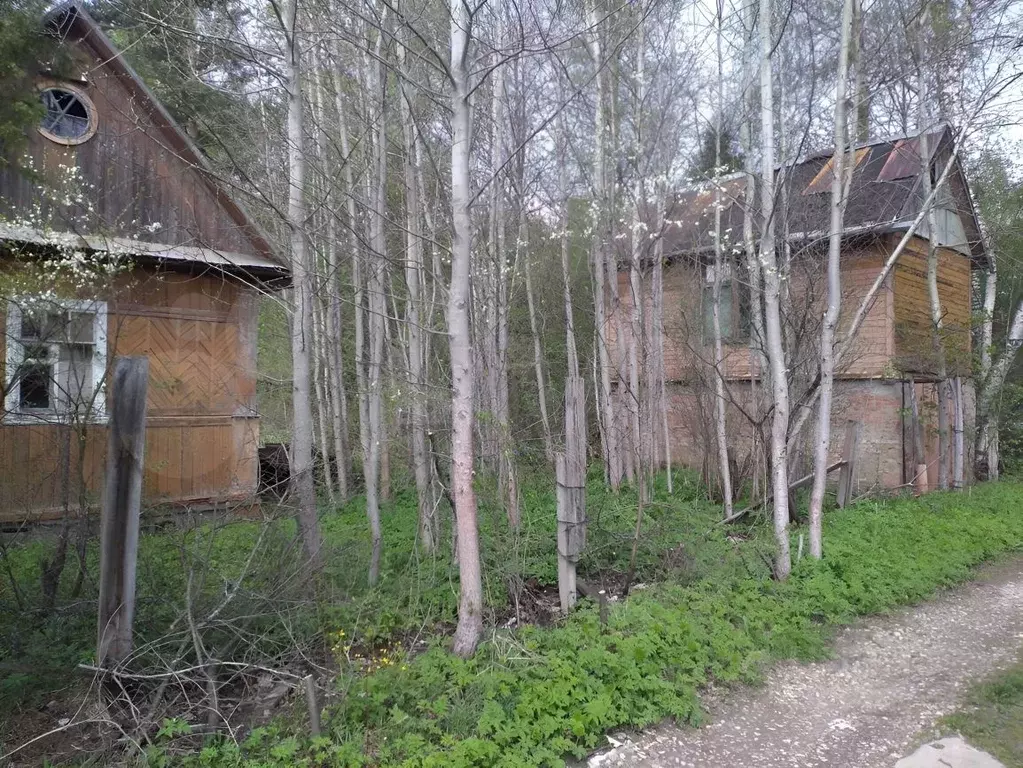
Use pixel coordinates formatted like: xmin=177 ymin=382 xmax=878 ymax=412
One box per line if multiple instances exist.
xmin=838 ymin=244 xmax=897 ymax=378
xmin=612 ymin=239 xmax=897 ymax=387
xmin=0 ymin=267 xmax=259 ymax=522
xmin=892 ymin=235 xmax=972 ymax=377
xmin=0 ymin=35 xmax=267 ymax=259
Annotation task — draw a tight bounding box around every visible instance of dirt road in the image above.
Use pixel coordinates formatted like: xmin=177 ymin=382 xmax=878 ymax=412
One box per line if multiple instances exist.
xmin=591 ymin=559 xmax=1023 ymax=768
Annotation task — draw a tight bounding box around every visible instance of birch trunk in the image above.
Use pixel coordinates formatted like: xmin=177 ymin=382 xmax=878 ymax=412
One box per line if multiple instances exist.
xmin=364 ymin=26 xmax=388 ymax=585
xmin=741 ymin=0 xmax=767 ymax=503
xmin=917 ymin=9 xmax=951 ymax=491
xmin=450 ymin=0 xmax=484 ymax=657
xmin=331 ymin=49 xmax=367 ymax=490
xmin=560 ymin=138 xmax=580 ymax=381
xmin=283 ymin=0 xmax=321 ymax=569
xmin=585 ymin=0 xmax=622 ymax=490
xmin=758 ymin=0 xmax=792 ymax=579
xmin=307 ymin=54 xmax=336 ymax=504
xmin=809 ymin=0 xmax=856 ymax=559
xmin=628 ymin=7 xmax=647 ymax=499
xmin=313 ymin=304 xmax=335 ymax=503
xmin=711 ymin=0 xmax=733 ymax=520
xmin=975 ymin=257 xmax=998 ymax=479
xmin=399 ymin=49 xmax=436 ymax=554
xmin=524 ymin=239 xmax=554 ymax=462
xmin=977 ymin=298 xmax=1023 ymax=481
xmin=922 ymin=143 xmax=951 ymax=492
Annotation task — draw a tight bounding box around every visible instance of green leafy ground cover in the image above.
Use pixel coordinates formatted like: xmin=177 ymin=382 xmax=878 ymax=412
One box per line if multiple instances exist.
xmin=4 ymin=479 xmax=1023 ymax=766
xmin=940 ymin=652 xmax=1023 ymax=766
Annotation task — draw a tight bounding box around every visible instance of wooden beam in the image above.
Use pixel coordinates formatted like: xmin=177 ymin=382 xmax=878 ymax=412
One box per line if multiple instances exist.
xmin=720 ymin=459 xmax=845 ymax=526
xmin=97 ymin=356 xmax=149 ymax=667
xmin=836 ymin=421 xmax=862 ymax=508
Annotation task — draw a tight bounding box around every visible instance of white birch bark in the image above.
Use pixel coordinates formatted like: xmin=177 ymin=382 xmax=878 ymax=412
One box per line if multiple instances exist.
xmin=314 ymin=45 xmax=351 ymax=500
xmin=711 ymin=0 xmax=734 ymax=520
xmin=398 ymin=39 xmax=437 ymax=554
xmin=628 ymin=6 xmax=647 ymax=499
xmin=560 ymin=134 xmax=580 ymax=382
xmin=758 ymin=0 xmax=792 ymax=579
xmin=313 ymin=304 xmax=335 ymax=503
xmin=283 ymin=0 xmax=321 ymax=569
xmin=524 ymin=237 xmax=554 ymax=462
xmin=916 ymin=8 xmax=952 ymax=491
xmin=363 ymin=23 xmax=388 ymax=585
xmin=740 ymin=0 xmax=767 ymax=503
xmin=976 ymin=255 xmax=998 ymax=479
xmin=584 ymin=0 xmax=622 ymax=489
xmin=330 ymin=46 xmax=366 ymax=496
xmin=450 ymin=0 xmax=484 ymax=657
xmin=808 ymin=0 xmax=856 ymax=559
xmin=977 ymin=297 xmax=1023 ymax=481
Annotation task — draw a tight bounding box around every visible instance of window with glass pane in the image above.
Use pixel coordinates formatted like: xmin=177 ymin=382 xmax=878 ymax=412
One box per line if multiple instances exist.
xmin=4 ymin=300 xmax=107 ymax=423
xmin=702 ymin=262 xmax=751 ymax=344
xmin=40 ymin=88 xmax=93 ymax=142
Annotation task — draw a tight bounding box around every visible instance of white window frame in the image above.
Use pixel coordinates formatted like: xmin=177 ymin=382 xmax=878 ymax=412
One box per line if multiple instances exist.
xmin=4 ymin=298 xmax=108 ymax=425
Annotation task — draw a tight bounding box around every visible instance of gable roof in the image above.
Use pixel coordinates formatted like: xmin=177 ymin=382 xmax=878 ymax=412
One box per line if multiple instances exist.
xmin=2 ymin=1 xmax=289 ymax=282
xmin=660 ymin=126 xmax=988 ymax=268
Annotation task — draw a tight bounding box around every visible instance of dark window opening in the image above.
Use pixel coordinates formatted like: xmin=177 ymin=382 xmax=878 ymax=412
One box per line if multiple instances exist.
xmin=19 ymin=362 xmax=51 ymax=409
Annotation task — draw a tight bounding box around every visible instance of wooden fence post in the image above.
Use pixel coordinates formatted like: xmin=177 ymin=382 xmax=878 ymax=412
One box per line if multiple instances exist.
xmin=836 ymin=420 xmax=861 ymax=508
xmin=97 ymin=356 xmax=149 ymax=667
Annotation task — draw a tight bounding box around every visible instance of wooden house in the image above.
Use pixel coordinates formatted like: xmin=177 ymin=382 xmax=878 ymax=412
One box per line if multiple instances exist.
xmin=0 ymin=2 xmax=289 ymax=523
xmin=614 ymin=126 xmax=987 ymax=493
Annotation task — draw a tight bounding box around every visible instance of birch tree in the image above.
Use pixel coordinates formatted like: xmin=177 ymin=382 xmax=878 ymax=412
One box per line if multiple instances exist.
xmin=364 ymin=14 xmax=388 ymax=584
xmin=710 ymin=0 xmax=733 ymax=520
xmin=808 ymin=0 xmax=856 ymax=560
xmin=398 ymin=33 xmax=437 ymax=554
xmin=449 ymin=0 xmax=484 ymax=656
xmin=282 ymin=0 xmax=321 ymax=570
xmin=757 ymin=0 xmax=792 ymax=579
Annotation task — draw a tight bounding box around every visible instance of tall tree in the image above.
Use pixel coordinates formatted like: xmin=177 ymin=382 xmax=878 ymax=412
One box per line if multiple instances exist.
xmin=283 ymin=0 xmax=321 ymax=571
xmin=808 ymin=0 xmax=857 ymax=559
xmin=449 ymin=0 xmax=484 ymax=657
xmin=710 ymin=0 xmax=734 ymax=520
xmin=758 ymin=0 xmax=792 ymax=579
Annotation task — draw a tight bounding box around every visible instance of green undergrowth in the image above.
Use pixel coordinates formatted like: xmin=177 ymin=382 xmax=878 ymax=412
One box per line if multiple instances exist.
xmin=0 ymin=469 xmax=735 ymax=716
xmin=4 ymin=479 xmax=1023 ymax=765
xmin=939 ymin=652 xmax=1023 ymax=765
xmin=157 ymin=482 xmax=1023 ymax=767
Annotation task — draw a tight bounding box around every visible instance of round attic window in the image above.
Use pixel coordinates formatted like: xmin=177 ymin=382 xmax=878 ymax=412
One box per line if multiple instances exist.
xmin=38 ymin=86 xmax=97 ymax=145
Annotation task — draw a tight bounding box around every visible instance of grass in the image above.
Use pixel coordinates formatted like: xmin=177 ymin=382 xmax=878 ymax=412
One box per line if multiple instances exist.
xmin=940 ymin=653 xmax=1023 ymax=766
xmin=3 ymin=476 xmax=1023 ymax=766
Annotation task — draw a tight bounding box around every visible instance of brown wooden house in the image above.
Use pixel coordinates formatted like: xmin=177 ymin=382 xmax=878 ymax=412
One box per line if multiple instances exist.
xmin=0 ymin=2 xmax=289 ymax=523
xmin=614 ymin=126 xmax=987 ymax=494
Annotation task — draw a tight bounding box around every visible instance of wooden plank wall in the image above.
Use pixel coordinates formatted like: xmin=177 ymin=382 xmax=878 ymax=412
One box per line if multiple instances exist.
xmin=613 ymin=239 xmax=897 ymax=388
xmin=0 ymin=39 xmax=261 ymax=257
xmin=0 ymin=268 xmax=259 ymax=522
xmin=892 ymin=235 xmax=972 ymax=377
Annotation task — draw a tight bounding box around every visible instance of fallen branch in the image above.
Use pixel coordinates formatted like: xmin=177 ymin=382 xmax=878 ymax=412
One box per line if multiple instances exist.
xmin=718 ymin=459 xmax=846 ymax=525
xmin=78 ymin=661 xmax=305 ymax=682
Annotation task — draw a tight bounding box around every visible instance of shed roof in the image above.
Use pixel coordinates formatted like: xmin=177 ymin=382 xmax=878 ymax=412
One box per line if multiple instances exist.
xmin=660 ymin=126 xmax=987 ymax=267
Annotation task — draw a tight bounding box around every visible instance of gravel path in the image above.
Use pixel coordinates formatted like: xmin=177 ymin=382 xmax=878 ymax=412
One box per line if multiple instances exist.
xmin=590 ymin=558 xmax=1023 ymax=768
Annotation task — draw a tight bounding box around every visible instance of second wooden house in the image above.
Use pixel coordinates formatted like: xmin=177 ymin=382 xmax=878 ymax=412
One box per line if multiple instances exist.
xmin=612 ymin=125 xmax=986 ymax=495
